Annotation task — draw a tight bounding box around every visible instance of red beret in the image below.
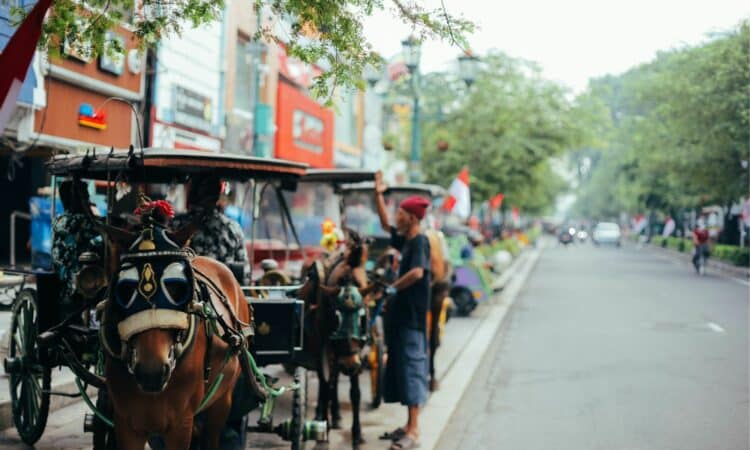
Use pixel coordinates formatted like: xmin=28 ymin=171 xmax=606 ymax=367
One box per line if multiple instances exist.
xmin=399 ymin=195 xmax=430 ymax=220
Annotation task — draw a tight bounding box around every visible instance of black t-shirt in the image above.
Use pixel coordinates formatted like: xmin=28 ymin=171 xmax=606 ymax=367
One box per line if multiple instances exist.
xmin=389 ymin=226 xmax=431 ymax=331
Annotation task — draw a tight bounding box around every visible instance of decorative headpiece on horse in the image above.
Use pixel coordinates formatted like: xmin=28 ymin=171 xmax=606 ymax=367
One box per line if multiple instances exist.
xmin=108 ymin=197 xmax=197 ymax=343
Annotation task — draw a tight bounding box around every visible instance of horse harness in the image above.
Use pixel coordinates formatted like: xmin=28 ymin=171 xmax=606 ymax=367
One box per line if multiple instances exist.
xmin=312 ymin=256 xmax=368 ymax=354
xmin=100 ymin=223 xmax=266 ymax=408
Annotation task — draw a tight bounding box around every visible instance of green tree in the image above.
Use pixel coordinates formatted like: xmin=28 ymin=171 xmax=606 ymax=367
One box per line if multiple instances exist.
xmin=12 ymin=0 xmax=473 ymax=98
xmin=572 ymin=20 xmax=750 ymax=219
xmin=416 ymin=52 xmax=579 ymax=215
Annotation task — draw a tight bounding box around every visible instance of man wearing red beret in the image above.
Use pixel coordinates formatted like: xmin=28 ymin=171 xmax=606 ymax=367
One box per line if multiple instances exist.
xmin=374 ymin=171 xmax=431 ymax=450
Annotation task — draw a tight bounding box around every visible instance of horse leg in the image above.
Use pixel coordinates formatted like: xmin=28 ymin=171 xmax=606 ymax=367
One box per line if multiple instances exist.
xmin=161 ymin=416 xmax=194 ymax=450
xmin=199 ymin=390 xmax=233 ymax=450
xmin=329 ymin=363 xmax=342 ymax=429
xmin=315 ymin=351 xmax=329 ymax=422
xmin=350 ymin=373 xmax=364 ymax=448
xmin=315 ymin=363 xmax=328 ymax=422
xmin=114 ymin=417 xmax=148 ymax=450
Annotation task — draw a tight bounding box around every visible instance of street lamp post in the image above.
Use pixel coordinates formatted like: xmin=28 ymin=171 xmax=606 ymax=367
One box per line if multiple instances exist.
xmin=363 ymin=63 xmax=382 ymax=169
xmin=457 ymin=51 xmax=480 ymax=87
xmin=402 ymin=36 xmax=422 ymax=183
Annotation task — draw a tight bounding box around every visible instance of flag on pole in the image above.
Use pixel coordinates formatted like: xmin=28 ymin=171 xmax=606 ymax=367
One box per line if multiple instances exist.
xmin=511 ymin=206 xmax=520 ymax=224
xmin=490 ymin=193 xmax=504 ymax=209
xmin=443 ymin=167 xmax=471 ymax=219
xmin=662 ymin=216 xmax=675 ymax=237
xmin=0 ymin=0 xmax=52 ymax=132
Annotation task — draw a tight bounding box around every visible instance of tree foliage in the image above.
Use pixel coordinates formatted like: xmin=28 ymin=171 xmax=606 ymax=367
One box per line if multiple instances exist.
xmin=572 ymin=21 xmax=750 ymax=219
xmin=412 ymin=52 xmax=579 ymax=215
xmin=12 ymin=0 xmax=473 ymax=98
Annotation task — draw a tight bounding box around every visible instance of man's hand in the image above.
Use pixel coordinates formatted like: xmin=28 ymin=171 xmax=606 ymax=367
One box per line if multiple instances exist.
xmin=375 ymin=171 xmax=388 ymax=195
xmin=374 ymin=171 xmax=391 ymax=230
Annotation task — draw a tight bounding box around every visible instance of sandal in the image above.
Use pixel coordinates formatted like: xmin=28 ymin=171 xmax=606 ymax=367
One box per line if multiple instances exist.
xmin=390 ymin=435 xmax=420 ymax=450
xmin=379 ymin=428 xmax=406 ymax=441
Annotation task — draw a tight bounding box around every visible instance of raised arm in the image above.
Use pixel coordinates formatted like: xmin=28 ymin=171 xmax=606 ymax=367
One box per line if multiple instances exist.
xmin=374 ymin=171 xmax=390 ymax=231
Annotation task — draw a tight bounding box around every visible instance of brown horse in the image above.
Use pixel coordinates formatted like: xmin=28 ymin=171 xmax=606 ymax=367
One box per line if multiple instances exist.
xmin=98 ymin=210 xmax=262 ymax=450
xmin=298 ymin=230 xmax=377 ymax=449
xmin=424 ymin=229 xmax=451 ymax=391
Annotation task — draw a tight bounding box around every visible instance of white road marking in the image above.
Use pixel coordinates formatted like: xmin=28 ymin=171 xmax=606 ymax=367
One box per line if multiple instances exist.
xmin=726 ymin=277 xmax=750 ymax=288
xmin=706 ymin=322 xmax=726 ymax=334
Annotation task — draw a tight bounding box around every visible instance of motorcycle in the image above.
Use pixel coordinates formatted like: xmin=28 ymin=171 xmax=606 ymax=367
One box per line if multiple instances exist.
xmin=558 ymin=227 xmax=575 ymax=245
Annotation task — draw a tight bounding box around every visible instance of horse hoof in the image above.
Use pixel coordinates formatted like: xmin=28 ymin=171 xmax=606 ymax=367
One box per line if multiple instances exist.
xmin=331 ymin=420 xmax=342 ymax=430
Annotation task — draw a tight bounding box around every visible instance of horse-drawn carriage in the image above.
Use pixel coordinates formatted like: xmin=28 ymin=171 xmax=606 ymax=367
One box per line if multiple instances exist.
xmin=2 ymin=148 xmax=319 ymax=449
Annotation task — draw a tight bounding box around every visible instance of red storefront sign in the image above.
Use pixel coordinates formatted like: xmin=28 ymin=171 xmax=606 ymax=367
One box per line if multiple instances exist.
xmin=275 ymin=79 xmax=334 ymax=168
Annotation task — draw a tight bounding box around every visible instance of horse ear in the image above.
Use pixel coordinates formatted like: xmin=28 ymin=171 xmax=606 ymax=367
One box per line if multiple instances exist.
xmin=96 ymin=222 xmax=137 ymax=249
xmin=167 ymin=222 xmax=198 ymax=248
xmin=344 ymin=227 xmax=361 ymax=243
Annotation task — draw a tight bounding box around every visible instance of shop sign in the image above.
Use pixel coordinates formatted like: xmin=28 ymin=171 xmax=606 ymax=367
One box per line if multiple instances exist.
xmin=173 ymin=86 xmax=213 ymax=133
xmin=99 ymin=32 xmax=126 ymax=76
xmin=127 ymin=49 xmax=143 ymax=74
xmin=153 ymin=122 xmax=221 ymax=152
xmin=78 ymin=103 xmax=107 ymax=130
xmin=293 ymin=109 xmax=324 ymax=153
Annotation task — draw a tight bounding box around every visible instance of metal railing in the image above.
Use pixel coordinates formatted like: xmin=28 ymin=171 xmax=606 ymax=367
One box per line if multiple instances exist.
xmin=9 ymin=211 xmax=31 ymax=266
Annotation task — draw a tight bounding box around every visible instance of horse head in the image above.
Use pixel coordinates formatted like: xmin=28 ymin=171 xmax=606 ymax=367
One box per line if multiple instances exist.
xmin=101 ymin=202 xmax=199 ymax=393
xmin=343 ymin=228 xmax=369 ymax=269
xmin=325 ymin=229 xmax=374 ymax=376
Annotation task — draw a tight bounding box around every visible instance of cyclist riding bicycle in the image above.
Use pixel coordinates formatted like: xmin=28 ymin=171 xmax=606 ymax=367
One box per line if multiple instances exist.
xmin=691 ymin=225 xmax=710 ymax=273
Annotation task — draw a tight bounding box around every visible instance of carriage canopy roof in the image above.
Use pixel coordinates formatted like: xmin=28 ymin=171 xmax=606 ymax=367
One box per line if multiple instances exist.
xmin=299 ymin=169 xmax=375 ymax=190
xmin=339 ymin=182 xmax=446 ymax=199
xmin=48 ymin=148 xmax=308 ymax=183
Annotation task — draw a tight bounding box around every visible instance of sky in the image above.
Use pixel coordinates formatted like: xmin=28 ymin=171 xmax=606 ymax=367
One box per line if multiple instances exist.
xmin=363 ymin=0 xmax=749 ymax=94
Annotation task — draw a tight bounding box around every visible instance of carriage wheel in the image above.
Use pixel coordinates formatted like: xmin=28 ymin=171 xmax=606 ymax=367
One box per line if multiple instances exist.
xmin=290 ymin=366 xmax=307 ymax=450
xmin=8 ymin=288 xmax=51 ymax=445
xmin=369 ymin=316 xmax=386 ymax=409
xmin=92 ymin=388 xmax=117 ymax=450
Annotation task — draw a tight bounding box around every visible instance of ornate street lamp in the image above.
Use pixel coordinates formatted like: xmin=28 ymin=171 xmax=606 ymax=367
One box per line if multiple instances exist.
xmin=401 ymin=36 xmax=421 ymax=73
xmin=458 ymin=51 xmax=480 ymax=87
xmin=401 ymin=36 xmax=422 ymax=182
xmin=364 ymin=63 xmax=381 ymax=88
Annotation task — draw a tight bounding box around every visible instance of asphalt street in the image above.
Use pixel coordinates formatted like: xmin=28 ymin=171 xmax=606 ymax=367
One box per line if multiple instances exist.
xmin=436 ymin=242 xmax=749 ymax=450
xmin=0 ymin=242 xmax=747 ymax=449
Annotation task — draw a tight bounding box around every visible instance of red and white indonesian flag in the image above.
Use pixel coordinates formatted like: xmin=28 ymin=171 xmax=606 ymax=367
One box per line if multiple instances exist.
xmin=0 ymin=0 xmax=52 ymax=132
xmin=443 ymin=167 xmax=471 ymax=219
xmin=662 ymin=217 xmax=675 ymax=237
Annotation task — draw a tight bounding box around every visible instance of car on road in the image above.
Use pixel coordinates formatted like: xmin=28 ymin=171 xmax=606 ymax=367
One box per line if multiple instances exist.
xmin=592 ymin=222 xmax=622 ymax=246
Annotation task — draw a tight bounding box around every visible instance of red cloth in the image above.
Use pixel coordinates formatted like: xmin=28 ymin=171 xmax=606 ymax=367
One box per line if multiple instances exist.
xmin=693 ymin=229 xmax=709 ymax=244
xmin=0 ymin=0 xmax=53 ymax=130
xmin=399 ymin=196 xmax=430 ymax=220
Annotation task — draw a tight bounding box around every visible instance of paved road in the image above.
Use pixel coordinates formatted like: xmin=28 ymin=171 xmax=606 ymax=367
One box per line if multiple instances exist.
xmin=437 ymin=242 xmax=749 ymax=450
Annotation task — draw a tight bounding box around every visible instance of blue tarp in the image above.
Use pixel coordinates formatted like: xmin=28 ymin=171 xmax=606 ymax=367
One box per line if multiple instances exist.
xmin=29 ymin=196 xmax=61 ymax=268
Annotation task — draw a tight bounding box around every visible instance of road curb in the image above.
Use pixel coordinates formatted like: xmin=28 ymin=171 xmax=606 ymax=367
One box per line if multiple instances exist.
xmin=419 ymin=242 xmax=544 ymax=450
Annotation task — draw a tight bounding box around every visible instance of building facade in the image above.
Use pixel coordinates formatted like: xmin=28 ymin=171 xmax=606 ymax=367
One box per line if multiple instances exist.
xmin=149 ymin=20 xmax=223 ymax=152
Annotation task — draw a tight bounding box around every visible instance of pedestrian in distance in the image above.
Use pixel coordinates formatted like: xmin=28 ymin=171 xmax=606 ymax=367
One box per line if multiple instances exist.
xmin=374 ymin=171 xmax=431 ymax=450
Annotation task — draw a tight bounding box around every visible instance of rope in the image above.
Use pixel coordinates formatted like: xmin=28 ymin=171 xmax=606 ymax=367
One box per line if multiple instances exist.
xmin=244 ymin=349 xmax=298 ymax=398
